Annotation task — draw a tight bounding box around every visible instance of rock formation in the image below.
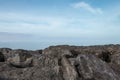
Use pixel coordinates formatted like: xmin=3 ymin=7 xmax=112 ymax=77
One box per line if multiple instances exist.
xmin=0 ymin=44 xmax=120 ymax=80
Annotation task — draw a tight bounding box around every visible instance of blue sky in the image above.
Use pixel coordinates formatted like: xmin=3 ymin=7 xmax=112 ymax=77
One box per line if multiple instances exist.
xmin=0 ymin=0 xmax=120 ymax=50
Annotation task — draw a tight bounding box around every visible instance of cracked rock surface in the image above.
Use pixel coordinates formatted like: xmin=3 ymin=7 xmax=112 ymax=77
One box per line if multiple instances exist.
xmin=0 ymin=44 xmax=120 ymax=80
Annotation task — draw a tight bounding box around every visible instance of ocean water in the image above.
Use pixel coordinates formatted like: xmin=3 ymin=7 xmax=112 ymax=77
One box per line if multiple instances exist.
xmin=0 ymin=36 xmax=119 ymax=50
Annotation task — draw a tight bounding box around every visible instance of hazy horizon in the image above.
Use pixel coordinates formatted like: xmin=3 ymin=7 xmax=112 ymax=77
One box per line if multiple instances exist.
xmin=0 ymin=0 xmax=120 ymax=50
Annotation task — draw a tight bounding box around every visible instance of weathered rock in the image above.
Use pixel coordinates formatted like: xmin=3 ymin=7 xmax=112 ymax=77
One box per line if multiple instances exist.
xmin=8 ymin=50 xmax=33 ymax=68
xmin=76 ymin=54 xmax=120 ymax=80
xmin=0 ymin=48 xmax=12 ymax=61
xmin=61 ymin=56 xmax=79 ymax=80
xmin=111 ymin=53 xmax=120 ymax=65
xmin=0 ymin=44 xmax=120 ymax=80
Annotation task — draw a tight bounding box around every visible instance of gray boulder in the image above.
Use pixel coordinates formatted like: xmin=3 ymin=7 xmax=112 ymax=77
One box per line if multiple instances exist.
xmin=75 ymin=54 xmax=120 ymax=80
xmin=8 ymin=50 xmax=33 ymax=68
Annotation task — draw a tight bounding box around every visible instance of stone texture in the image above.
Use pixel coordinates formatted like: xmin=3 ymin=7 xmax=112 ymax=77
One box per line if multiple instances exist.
xmin=0 ymin=44 xmax=120 ymax=80
xmin=7 ymin=50 xmax=33 ymax=68
xmin=76 ymin=54 xmax=119 ymax=80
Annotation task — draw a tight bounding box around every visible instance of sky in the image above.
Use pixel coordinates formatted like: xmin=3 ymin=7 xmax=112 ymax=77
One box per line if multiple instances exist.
xmin=0 ymin=0 xmax=120 ymax=50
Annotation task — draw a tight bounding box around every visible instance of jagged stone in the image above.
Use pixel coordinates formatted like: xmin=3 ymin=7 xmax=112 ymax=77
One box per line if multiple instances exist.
xmin=61 ymin=56 xmax=79 ymax=80
xmin=0 ymin=48 xmax=12 ymax=61
xmin=0 ymin=45 xmax=119 ymax=80
xmin=111 ymin=53 xmax=120 ymax=65
xmin=76 ymin=54 xmax=120 ymax=80
xmin=8 ymin=50 xmax=33 ymax=68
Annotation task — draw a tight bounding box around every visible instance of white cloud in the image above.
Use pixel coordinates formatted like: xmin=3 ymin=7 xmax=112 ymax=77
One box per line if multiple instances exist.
xmin=0 ymin=12 xmax=72 ymax=35
xmin=72 ymin=2 xmax=103 ymax=14
xmin=0 ymin=5 xmax=120 ymax=38
xmin=0 ymin=12 xmax=68 ymax=27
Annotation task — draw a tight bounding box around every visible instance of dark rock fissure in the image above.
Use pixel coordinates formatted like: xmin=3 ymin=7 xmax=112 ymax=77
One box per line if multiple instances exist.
xmin=70 ymin=50 xmax=79 ymax=58
xmin=99 ymin=51 xmax=111 ymax=63
xmin=58 ymin=58 xmax=65 ymax=80
xmin=75 ymin=64 xmax=81 ymax=78
xmin=58 ymin=58 xmax=62 ymax=66
xmin=0 ymin=52 xmax=5 ymax=62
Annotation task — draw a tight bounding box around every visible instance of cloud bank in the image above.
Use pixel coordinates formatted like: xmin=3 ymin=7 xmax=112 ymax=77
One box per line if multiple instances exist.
xmin=72 ymin=2 xmax=103 ymax=14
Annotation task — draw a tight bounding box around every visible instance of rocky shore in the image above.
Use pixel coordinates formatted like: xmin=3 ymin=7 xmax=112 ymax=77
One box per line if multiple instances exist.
xmin=0 ymin=44 xmax=120 ymax=80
